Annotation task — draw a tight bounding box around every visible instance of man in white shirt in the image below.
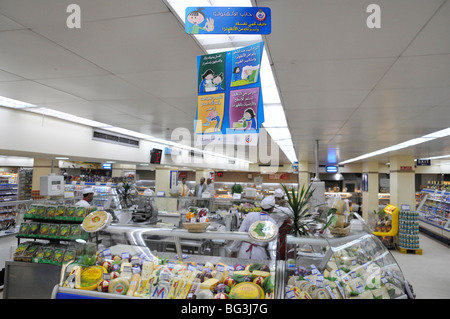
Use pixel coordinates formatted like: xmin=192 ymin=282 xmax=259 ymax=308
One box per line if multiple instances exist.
xmin=205 ymin=178 xmax=214 ymax=196
xmin=177 ymin=178 xmax=190 ymax=197
xmin=75 ymin=187 xmax=94 ymax=207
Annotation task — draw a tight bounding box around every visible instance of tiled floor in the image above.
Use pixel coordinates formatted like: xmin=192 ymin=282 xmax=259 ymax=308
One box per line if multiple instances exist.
xmin=391 ymin=232 xmax=450 ymax=299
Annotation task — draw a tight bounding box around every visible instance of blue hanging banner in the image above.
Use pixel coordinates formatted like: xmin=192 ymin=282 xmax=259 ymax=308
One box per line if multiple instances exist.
xmin=185 ymin=7 xmax=271 ymax=35
xmin=194 ymin=42 xmax=265 ymax=146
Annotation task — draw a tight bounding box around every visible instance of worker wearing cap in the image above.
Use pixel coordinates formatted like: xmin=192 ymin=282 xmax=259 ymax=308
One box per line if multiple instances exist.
xmin=228 ymin=196 xmax=277 ymax=260
xmin=273 ymin=188 xmax=292 ymax=260
xmin=75 ymin=187 xmax=94 ymax=207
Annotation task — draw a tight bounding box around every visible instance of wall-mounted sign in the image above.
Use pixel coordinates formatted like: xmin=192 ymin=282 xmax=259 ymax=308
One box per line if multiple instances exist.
xmin=417 ymin=159 xmax=431 ymax=166
xmin=102 ymin=163 xmax=112 ymax=170
xmin=185 ymin=7 xmax=271 ymax=35
xmin=400 ymin=166 xmax=413 ymax=171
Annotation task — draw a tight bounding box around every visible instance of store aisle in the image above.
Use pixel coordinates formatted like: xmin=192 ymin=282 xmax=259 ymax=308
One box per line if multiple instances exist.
xmin=391 ymin=233 xmax=450 ymax=299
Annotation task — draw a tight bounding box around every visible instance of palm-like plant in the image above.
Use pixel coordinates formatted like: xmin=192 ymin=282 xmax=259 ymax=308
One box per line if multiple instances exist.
xmin=280 ymin=183 xmax=337 ymax=236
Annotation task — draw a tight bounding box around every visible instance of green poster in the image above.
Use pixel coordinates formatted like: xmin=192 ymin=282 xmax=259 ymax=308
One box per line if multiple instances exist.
xmin=198 ymin=52 xmax=226 ymax=94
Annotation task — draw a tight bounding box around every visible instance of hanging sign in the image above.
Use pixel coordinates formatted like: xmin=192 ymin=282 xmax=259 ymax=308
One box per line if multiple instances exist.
xmin=185 ymin=7 xmax=271 ymax=35
xmin=194 ymin=42 xmax=264 ymax=146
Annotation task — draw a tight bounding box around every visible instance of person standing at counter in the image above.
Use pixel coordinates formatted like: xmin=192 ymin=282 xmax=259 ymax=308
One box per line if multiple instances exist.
xmin=194 ymin=177 xmax=206 ymax=197
xmin=205 ymin=178 xmax=214 ymax=196
xmin=177 ymin=178 xmax=190 ymax=197
xmin=75 ymin=187 xmax=94 ymax=207
xmin=228 ymin=196 xmax=277 ymax=260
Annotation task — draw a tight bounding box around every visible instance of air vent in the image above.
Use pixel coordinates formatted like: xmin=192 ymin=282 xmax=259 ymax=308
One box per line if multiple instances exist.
xmin=93 ymin=129 xmax=139 ymax=148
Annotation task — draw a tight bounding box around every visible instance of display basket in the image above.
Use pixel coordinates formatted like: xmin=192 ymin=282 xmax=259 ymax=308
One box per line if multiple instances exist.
xmin=329 ymin=223 xmax=351 ymax=237
xmin=182 ymin=222 xmax=210 ymax=233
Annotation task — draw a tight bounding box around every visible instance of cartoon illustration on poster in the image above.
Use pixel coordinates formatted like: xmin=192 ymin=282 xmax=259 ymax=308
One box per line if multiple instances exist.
xmin=195 ymin=93 xmax=225 ymax=134
xmin=230 ymin=42 xmax=263 ymax=87
xmin=229 ymin=87 xmax=260 ymax=131
xmin=185 ymin=7 xmax=271 ymax=35
xmin=186 ymin=7 xmax=215 ymax=34
xmin=198 ymin=52 xmax=226 ymax=93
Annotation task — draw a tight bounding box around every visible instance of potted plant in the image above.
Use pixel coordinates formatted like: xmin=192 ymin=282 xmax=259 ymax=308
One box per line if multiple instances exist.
xmin=117 ymin=181 xmax=137 ymax=208
xmin=280 ymin=183 xmax=337 ymax=237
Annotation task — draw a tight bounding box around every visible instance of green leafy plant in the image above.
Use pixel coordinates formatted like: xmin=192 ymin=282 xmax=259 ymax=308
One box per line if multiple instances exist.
xmin=117 ymin=181 xmax=136 ymax=208
xmin=280 ymin=183 xmax=337 ymax=236
xmin=231 ymin=183 xmax=243 ymax=194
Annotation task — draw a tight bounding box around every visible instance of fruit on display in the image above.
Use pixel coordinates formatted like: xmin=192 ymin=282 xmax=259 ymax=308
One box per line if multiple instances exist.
xmin=185 ymin=207 xmax=209 ymax=223
xmin=62 ymin=249 xmax=275 ymax=299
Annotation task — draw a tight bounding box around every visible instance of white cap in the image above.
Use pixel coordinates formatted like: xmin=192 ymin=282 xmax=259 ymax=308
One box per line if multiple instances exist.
xmin=82 ymin=187 xmax=94 ymax=195
xmin=274 ymin=188 xmax=284 ymax=198
xmin=261 ymin=195 xmax=275 ymax=210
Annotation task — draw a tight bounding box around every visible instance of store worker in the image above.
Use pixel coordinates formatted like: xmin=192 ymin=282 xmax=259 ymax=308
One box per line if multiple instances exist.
xmin=205 ymin=178 xmax=214 ymax=196
xmin=228 ymin=196 xmax=277 ymax=260
xmin=76 ymin=187 xmax=94 ymax=207
xmin=177 ymin=177 xmax=190 ymax=197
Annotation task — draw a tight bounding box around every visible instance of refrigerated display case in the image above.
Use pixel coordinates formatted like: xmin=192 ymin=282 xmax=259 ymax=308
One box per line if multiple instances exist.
xmin=282 ymin=230 xmax=412 ymax=299
xmin=51 ymin=225 xmax=280 ymax=299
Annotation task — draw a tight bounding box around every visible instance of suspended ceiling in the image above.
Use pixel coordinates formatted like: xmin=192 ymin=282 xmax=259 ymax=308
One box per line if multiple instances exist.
xmin=0 ymin=0 xmax=449 ymax=167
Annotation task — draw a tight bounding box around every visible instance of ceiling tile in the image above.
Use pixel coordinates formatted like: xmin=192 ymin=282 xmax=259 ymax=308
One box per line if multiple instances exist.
xmin=0 ymin=80 xmax=82 ymax=104
xmin=0 ymin=29 xmax=109 ymax=80
xmin=36 ymin=75 xmax=151 ymax=101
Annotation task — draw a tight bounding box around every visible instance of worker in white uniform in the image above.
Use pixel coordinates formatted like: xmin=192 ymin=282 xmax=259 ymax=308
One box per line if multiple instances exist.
xmin=75 ymin=187 xmax=94 ymax=207
xmin=272 ymin=188 xmax=291 ymax=227
xmin=228 ymin=196 xmax=277 ymax=260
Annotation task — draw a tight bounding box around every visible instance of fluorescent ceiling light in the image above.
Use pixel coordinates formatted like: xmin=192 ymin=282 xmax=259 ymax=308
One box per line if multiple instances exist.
xmin=339 ymin=127 xmax=450 ymax=165
xmin=0 ymin=96 xmax=36 ymax=109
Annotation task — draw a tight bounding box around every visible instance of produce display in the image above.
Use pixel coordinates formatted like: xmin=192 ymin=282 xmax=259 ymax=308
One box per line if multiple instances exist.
xmin=285 ymin=236 xmax=405 ymax=299
xmin=62 ymin=249 xmax=275 ymax=299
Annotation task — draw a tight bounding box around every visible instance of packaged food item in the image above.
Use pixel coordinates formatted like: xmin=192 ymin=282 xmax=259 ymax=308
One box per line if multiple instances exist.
xmin=76 ymin=265 xmax=107 ymax=290
xmin=126 ymin=273 xmax=141 ymax=296
xmin=53 ymin=249 xmax=65 ymax=263
xmin=36 ymin=206 xmax=47 ymax=217
xmin=27 ymin=205 xmax=37 ymax=216
xmin=29 ymin=222 xmax=40 ymax=234
xmin=75 ymin=207 xmax=86 ymax=218
xmin=66 ymin=207 xmax=76 ymax=218
xmin=46 ymin=206 xmax=57 ymax=218
xmin=109 ymin=277 xmax=130 ymax=295
xmin=39 ymin=223 xmax=50 ymax=236
xmin=43 ymin=247 xmax=54 ymax=260
xmin=69 ymin=224 xmax=82 ymax=238
xmin=19 ymin=222 xmax=30 ymax=235
xmin=63 ymin=249 xmax=76 ymax=262
xmin=56 ymin=205 xmax=66 ymax=217
xmin=58 ymin=224 xmax=71 ymax=237
xmin=23 ymin=244 xmax=40 ymax=257
xmin=229 ymin=282 xmax=265 ymax=299
xmin=48 ymin=224 xmax=59 ymax=237
xmin=14 ymin=242 xmax=31 ymax=258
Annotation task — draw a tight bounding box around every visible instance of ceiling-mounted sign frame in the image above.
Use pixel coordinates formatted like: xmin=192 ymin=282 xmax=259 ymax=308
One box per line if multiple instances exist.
xmin=185 ymin=7 xmax=271 ymax=35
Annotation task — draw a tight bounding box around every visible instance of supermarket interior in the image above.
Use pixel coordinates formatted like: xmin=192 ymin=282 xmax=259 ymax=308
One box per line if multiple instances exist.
xmin=1 ymin=0 xmax=450 ymax=301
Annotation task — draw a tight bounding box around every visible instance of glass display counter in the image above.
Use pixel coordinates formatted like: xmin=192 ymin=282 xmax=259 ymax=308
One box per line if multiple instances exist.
xmin=283 ymin=229 xmax=411 ymax=299
xmin=52 ymin=225 xmax=280 ymax=299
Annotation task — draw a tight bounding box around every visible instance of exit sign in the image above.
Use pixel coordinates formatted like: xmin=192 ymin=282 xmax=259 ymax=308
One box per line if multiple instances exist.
xmin=400 ymin=166 xmax=413 ymax=171
xmin=417 ymin=159 xmax=431 ymax=166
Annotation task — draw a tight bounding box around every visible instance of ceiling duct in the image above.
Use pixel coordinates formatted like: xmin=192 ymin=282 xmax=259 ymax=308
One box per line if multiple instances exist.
xmin=93 ymin=129 xmax=139 ymax=148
